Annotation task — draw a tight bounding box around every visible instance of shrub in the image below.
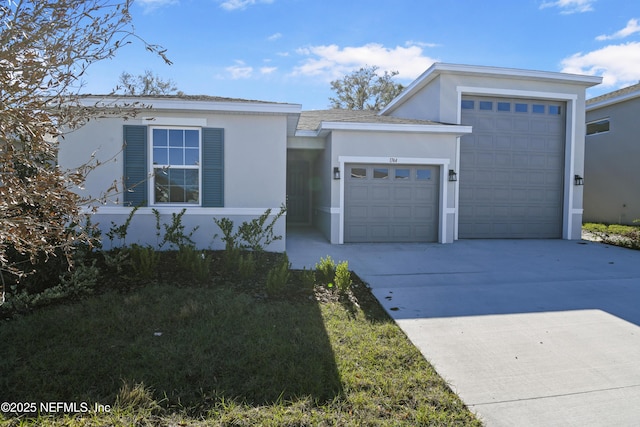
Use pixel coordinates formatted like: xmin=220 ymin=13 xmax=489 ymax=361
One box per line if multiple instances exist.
xmin=315 ymin=255 xmax=336 ymax=286
xmin=214 ymin=205 xmax=286 ymax=253
xmin=237 ymin=252 xmax=257 ymax=282
xmin=299 ymin=267 xmax=315 ymax=288
xmin=176 ymin=245 xmax=212 ymax=283
xmin=266 ymin=253 xmax=291 ymax=296
xmin=334 ymin=261 xmax=353 ymax=294
xmin=129 ymin=244 xmax=160 ymax=281
xmin=106 ymin=205 xmax=140 ymax=247
xmin=154 ymin=208 xmax=198 ymax=250
xmin=237 ymin=204 xmax=286 ymax=252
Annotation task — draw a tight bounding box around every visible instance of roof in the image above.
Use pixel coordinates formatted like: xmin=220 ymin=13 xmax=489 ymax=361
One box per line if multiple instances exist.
xmin=79 ymin=93 xmax=283 ymax=104
xmin=296 ymin=109 xmax=471 ymax=137
xmin=381 ymin=62 xmax=603 ymax=115
xmin=77 ymin=94 xmax=302 ymax=136
xmin=298 ymin=109 xmax=448 ymax=131
xmin=586 ymin=82 xmax=640 ymax=110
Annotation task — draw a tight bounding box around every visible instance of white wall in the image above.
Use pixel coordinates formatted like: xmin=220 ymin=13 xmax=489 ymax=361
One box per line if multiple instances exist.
xmin=324 ymin=129 xmax=460 ymax=243
xmin=58 ymin=109 xmax=289 ymax=251
xmin=387 ymin=71 xmax=593 ymax=240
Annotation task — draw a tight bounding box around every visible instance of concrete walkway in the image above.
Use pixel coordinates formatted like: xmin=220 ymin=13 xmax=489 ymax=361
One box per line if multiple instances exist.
xmin=287 ymin=227 xmax=640 ymax=426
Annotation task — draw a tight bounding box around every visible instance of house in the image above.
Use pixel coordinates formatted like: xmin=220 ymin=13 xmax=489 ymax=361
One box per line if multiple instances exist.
xmin=58 ymin=63 xmax=601 ymax=250
xmin=584 ymin=83 xmax=640 ymax=225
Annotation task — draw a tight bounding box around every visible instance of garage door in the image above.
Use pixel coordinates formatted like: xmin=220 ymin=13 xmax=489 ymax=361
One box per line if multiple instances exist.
xmin=459 ymin=96 xmax=566 ymax=238
xmin=344 ymin=164 xmax=439 ymax=242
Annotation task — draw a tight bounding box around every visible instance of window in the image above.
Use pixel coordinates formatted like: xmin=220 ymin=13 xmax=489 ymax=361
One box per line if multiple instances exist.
xmin=123 ymin=125 xmax=223 ymax=208
xmin=373 ymin=168 xmax=389 ymax=179
xmin=479 ymin=101 xmax=493 ymax=111
xmin=395 ymin=168 xmax=410 ymax=179
xmin=416 ymin=169 xmax=432 ymax=180
xmin=152 ymin=128 xmax=200 ymax=204
xmin=515 ymin=103 xmax=528 ymax=113
xmin=549 ymin=105 xmax=561 ymax=115
xmin=461 ymin=100 xmax=475 ymax=110
xmin=497 ymin=102 xmax=511 ymax=112
xmin=532 ymin=104 xmax=545 ymax=114
xmin=587 ymin=118 xmax=610 ymax=136
xmin=351 ymin=167 xmax=367 ymax=178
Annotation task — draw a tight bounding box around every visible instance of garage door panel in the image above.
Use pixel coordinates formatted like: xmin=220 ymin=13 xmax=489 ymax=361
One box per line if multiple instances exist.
xmin=460 ymin=96 xmax=565 ymax=238
xmin=345 ymin=164 xmax=439 ymax=242
xmin=372 ymin=187 xmax=390 ymax=200
xmin=394 ymin=186 xmax=412 ymax=201
xmin=349 ymin=185 xmax=369 ymax=200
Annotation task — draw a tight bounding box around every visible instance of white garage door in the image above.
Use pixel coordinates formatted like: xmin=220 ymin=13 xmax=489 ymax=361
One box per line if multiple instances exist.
xmin=459 ymin=96 xmax=566 ymax=238
xmin=344 ymin=164 xmax=439 ymax=242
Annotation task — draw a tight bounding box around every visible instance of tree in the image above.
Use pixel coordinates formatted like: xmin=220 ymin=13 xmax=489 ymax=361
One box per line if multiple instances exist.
xmin=117 ymin=69 xmax=180 ymax=96
xmin=0 ymin=1 xmax=170 ymax=283
xmin=329 ymin=65 xmax=405 ymax=111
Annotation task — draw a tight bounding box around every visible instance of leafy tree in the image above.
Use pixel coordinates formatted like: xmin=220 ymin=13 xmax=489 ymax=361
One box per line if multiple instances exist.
xmin=329 ymin=65 xmax=405 ymax=111
xmin=0 ymin=1 xmax=170 ymax=283
xmin=118 ymin=69 xmax=180 ymax=96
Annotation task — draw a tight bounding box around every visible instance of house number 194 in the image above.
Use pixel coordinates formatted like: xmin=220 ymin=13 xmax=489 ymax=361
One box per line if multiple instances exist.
xmin=389 ymin=157 xmax=398 ymax=163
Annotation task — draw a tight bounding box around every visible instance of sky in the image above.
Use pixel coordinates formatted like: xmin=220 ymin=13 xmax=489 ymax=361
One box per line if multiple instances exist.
xmin=81 ymin=0 xmax=640 ymax=110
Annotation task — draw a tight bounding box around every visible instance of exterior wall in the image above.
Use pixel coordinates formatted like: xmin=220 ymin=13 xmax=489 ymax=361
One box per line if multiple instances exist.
xmin=388 ymin=72 xmax=592 ymax=240
xmin=585 ymin=97 xmax=640 ymax=224
xmin=314 ymin=134 xmax=335 ymax=242
xmin=390 ymin=76 xmax=442 ymax=121
xmin=58 ymin=110 xmax=288 ymax=251
xmin=326 ymin=130 xmax=459 ymax=243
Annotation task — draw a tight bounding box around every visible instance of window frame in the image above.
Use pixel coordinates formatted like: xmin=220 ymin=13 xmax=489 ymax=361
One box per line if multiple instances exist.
xmin=149 ymin=126 xmax=202 ymax=206
xmin=586 ymin=118 xmax=610 ymax=136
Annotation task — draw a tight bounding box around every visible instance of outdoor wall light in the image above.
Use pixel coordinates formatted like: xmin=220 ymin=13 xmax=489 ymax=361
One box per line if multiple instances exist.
xmin=574 ymin=174 xmax=584 ymax=186
xmin=448 ymin=169 xmax=458 ymax=182
xmin=333 ymin=167 xmax=341 ymax=180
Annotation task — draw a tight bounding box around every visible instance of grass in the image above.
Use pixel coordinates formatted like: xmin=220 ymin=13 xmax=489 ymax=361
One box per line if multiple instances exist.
xmin=583 ymin=222 xmax=640 ymax=249
xmin=0 ymin=261 xmax=481 ymax=426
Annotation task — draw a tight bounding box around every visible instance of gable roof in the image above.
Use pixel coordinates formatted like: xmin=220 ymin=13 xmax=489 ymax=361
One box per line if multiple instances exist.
xmin=296 ymin=109 xmax=471 ymax=137
xmin=586 ymin=82 xmax=640 ymax=110
xmin=381 ymin=63 xmax=603 ymax=116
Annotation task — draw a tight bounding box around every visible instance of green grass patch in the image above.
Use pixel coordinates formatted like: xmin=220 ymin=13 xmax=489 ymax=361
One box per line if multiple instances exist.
xmin=0 ymin=275 xmax=480 ymax=426
xmin=583 ymin=222 xmax=640 ymax=250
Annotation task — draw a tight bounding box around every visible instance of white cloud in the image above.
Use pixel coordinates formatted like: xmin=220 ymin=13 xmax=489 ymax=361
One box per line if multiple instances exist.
xmin=260 ymin=66 xmax=277 ymax=75
xmin=539 ymin=0 xmax=595 ymax=14
xmin=561 ymin=42 xmax=640 ymax=87
xmin=268 ymin=32 xmax=282 ymax=41
xmin=596 ymin=18 xmax=640 ymax=41
xmin=136 ymin=0 xmax=179 ymax=13
xmin=405 ymin=40 xmax=441 ymax=48
xmin=226 ymin=61 xmax=253 ymax=79
xmin=292 ymin=43 xmax=438 ymax=81
xmin=219 ymin=0 xmax=274 ymax=11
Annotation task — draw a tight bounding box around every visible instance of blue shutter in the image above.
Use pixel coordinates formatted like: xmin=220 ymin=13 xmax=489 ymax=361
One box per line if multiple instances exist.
xmin=202 ymin=128 xmax=224 ymax=207
xmin=123 ymin=125 xmax=148 ymax=206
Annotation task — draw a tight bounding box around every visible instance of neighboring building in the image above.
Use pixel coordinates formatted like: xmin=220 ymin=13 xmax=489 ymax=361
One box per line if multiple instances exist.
xmin=58 ymin=63 xmax=601 ymax=249
xmin=585 ymin=83 xmax=640 ymax=225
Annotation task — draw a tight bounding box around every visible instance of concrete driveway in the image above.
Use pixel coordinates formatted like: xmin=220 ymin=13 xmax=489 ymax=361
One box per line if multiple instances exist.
xmin=287 ymin=228 xmax=640 ymax=426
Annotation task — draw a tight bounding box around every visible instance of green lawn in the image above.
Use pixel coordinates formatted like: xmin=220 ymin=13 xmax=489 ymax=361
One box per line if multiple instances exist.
xmin=583 ymin=222 xmax=640 ymax=249
xmin=0 ymin=272 xmax=481 ymax=426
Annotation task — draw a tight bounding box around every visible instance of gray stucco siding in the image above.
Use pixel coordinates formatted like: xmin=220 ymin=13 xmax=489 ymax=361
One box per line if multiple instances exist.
xmin=584 ymin=97 xmax=640 ymax=225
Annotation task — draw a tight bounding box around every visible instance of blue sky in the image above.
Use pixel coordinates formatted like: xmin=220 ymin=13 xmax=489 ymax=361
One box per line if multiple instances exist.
xmin=82 ymin=0 xmax=640 ymax=110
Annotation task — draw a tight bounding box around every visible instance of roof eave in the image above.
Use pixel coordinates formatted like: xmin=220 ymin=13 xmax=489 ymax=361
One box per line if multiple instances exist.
xmin=77 ymin=95 xmax=302 ymax=115
xmin=587 ymin=90 xmax=640 ymax=111
xmin=381 ymin=62 xmax=603 ymax=115
xmin=318 ymin=121 xmax=472 ymax=135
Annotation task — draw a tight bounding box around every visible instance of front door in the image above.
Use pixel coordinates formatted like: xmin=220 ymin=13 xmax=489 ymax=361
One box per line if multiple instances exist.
xmin=286 ymin=160 xmax=311 ymax=224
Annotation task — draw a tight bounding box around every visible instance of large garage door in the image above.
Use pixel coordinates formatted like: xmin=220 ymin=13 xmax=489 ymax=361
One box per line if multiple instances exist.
xmin=345 ymin=164 xmax=439 ymax=242
xmin=459 ymin=96 xmax=566 ymax=238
